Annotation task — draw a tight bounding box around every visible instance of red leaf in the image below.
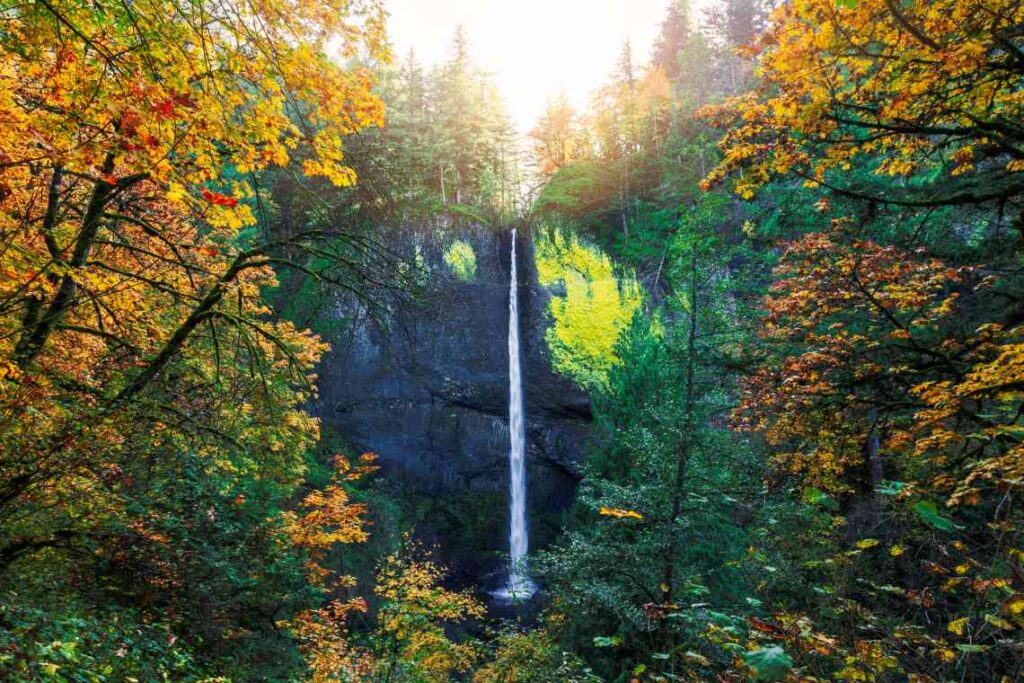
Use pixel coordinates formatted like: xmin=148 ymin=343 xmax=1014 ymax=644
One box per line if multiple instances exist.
xmin=119 ymin=110 xmax=142 ymax=136
xmin=171 ymin=92 xmax=197 ymax=109
xmin=154 ymin=99 xmax=175 ymax=119
xmin=200 ymin=188 xmax=239 ymax=208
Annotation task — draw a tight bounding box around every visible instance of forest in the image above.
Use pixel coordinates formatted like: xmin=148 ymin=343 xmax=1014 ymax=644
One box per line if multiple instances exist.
xmin=1 ymin=0 xmax=1023 ymax=681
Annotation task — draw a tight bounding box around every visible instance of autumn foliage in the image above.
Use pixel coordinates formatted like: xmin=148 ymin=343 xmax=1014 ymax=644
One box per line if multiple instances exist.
xmin=701 ymin=0 xmax=1024 ymax=204
xmin=0 ymin=0 xmax=386 ymax=569
xmin=4 ymin=0 xmax=1024 ymax=681
xmin=698 ymin=1 xmax=1024 ymax=680
xmin=0 ymin=0 xmax=390 ymax=679
xmin=735 ymin=228 xmax=967 ymax=493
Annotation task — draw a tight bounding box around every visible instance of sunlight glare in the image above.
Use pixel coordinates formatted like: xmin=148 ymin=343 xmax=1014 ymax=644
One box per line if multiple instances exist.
xmin=384 ymin=0 xmax=669 ymax=132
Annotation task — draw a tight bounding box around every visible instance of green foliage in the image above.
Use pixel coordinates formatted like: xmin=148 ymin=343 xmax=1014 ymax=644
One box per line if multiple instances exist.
xmin=443 ymin=240 xmax=478 ymax=281
xmin=0 ymin=599 xmax=207 ymax=681
xmin=592 ymin=636 xmax=624 ymax=648
xmin=534 ymin=225 xmax=642 ymax=388
xmin=539 ymin=241 xmax=759 ymax=678
xmin=912 ymin=500 xmax=960 ymax=532
xmin=534 ymin=163 xmax=601 ymax=215
xmin=744 ymin=647 xmax=793 ymax=681
xmin=801 ymin=487 xmax=838 ymax=512
xmin=6 ymin=2 xmax=1024 ymax=682
xmin=474 ymin=627 xmax=601 ymax=683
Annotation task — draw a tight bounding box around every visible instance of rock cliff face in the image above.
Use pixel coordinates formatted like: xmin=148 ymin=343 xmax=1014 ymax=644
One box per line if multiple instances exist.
xmin=312 ymin=222 xmax=589 ymax=573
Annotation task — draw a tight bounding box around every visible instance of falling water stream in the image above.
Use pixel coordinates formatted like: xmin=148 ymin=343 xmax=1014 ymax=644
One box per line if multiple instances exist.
xmin=494 ymin=228 xmax=536 ymax=601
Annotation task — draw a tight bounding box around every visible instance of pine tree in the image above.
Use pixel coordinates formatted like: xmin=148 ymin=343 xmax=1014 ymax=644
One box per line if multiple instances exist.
xmin=652 ymin=0 xmax=692 ymax=81
xmin=704 ymin=0 xmax=767 ymax=49
xmin=615 ymin=39 xmax=637 ymax=89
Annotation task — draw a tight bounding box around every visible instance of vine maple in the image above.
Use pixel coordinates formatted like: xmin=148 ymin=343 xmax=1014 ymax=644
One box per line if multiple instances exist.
xmin=0 ymin=0 xmax=388 ymax=576
xmin=374 ymin=545 xmax=485 ymax=683
xmin=701 ymin=0 xmax=1024 ymax=210
xmin=735 ymin=228 xmax=966 ymax=493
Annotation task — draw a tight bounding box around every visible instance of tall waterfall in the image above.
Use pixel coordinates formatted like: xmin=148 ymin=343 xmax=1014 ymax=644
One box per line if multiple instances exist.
xmin=498 ymin=228 xmax=535 ymax=601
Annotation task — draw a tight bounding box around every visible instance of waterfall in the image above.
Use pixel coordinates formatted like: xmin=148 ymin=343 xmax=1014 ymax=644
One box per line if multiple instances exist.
xmin=497 ymin=228 xmax=536 ymax=601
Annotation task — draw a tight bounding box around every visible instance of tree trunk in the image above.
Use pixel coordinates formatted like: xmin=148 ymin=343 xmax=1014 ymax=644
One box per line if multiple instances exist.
xmin=439 ymin=159 xmax=446 ymax=206
xmin=14 ymin=156 xmax=146 ymax=369
xmin=866 ymin=409 xmax=884 ymax=491
xmin=661 ymin=247 xmax=699 ymax=607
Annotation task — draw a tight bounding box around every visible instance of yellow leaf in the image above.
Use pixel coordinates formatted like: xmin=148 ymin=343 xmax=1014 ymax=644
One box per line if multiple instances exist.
xmin=167 ymin=182 xmax=187 ymax=203
xmin=1005 ymin=595 xmax=1024 ymax=615
xmin=599 ymin=507 xmax=643 ymax=520
xmin=948 ymin=617 xmax=969 ymax=636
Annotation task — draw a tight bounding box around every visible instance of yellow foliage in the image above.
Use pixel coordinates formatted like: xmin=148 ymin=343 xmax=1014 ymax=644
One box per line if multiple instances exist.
xmin=735 ymin=231 xmax=964 ymax=493
xmin=287 ymin=597 xmax=374 ymax=683
xmin=599 ymin=507 xmax=644 ymax=521
xmin=284 ymin=454 xmax=377 ymax=584
xmin=534 ymin=227 xmax=642 ymax=387
xmin=374 ymin=546 xmax=485 ymax=682
xmin=0 ymin=0 xmax=386 ymax=563
xmin=701 ymin=0 xmax=1024 ymax=199
xmin=947 ymin=617 xmax=969 ymax=636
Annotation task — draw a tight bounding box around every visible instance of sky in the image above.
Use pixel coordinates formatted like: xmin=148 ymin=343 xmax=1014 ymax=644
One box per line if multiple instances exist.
xmin=383 ymin=0 xmax=670 ymax=133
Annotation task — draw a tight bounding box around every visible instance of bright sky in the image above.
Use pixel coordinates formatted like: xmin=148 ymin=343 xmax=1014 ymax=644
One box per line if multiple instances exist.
xmin=383 ymin=0 xmax=670 ymax=132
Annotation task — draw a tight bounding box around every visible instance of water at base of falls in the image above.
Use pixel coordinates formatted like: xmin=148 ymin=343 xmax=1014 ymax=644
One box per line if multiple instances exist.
xmin=490 ymin=575 xmax=537 ymax=603
xmin=492 ymin=228 xmax=537 ymax=603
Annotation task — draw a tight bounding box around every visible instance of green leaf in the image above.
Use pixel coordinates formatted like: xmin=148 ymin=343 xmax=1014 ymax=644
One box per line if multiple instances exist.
xmin=744 ymin=646 xmax=793 ymax=681
xmin=913 ymin=500 xmax=960 ymax=531
xmin=802 ymin=487 xmax=837 ymax=510
xmin=955 ymin=643 xmax=989 ymax=653
xmin=836 ymin=0 xmax=858 ymax=8
xmin=875 ymin=480 xmax=906 ymax=496
xmin=984 ymin=613 xmax=1014 ymax=630
xmin=593 ymin=635 xmax=623 ymax=648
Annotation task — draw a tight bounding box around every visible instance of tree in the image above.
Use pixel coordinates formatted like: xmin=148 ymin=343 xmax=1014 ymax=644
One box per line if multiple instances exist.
xmin=704 ymin=0 xmax=767 ymax=50
xmin=735 ymin=228 xmax=965 ymax=495
xmin=539 ymin=193 xmax=763 ymax=681
xmin=473 ymin=624 xmax=600 ymax=683
xmin=652 ymin=0 xmax=693 ymax=80
xmin=530 ymin=1 xmax=1024 ymax=680
xmin=0 ymin=0 xmax=391 ymax=566
xmin=529 ymin=95 xmax=589 ymax=178
xmin=372 ymin=544 xmax=484 ymax=683
xmin=0 ymin=2 xmax=397 ymax=676
xmin=285 ymin=455 xmax=379 ymax=683
xmin=702 ymin=0 xmax=1024 ymax=212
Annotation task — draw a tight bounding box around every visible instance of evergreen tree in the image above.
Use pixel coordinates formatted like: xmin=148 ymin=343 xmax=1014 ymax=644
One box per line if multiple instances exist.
xmin=651 ymin=0 xmax=692 ymax=80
